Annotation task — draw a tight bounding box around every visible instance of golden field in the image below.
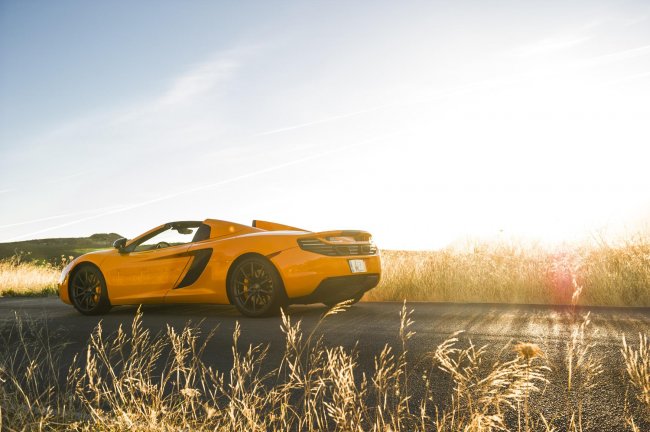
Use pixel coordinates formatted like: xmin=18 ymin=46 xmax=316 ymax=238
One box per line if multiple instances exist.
xmin=370 ymin=238 xmax=650 ymax=306
xmin=0 ymin=257 xmax=59 ymax=297
xmin=2 ymin=238 xmax=649 ymax=307
xmin=1 ymin=305 xmax=648 ymax=431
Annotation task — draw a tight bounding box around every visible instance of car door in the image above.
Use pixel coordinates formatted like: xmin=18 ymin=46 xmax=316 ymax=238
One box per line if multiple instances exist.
xmin=104 ymin=244 xmax=193 ymax=303
xmin=102 ymin=224 xmax=199 ymax=303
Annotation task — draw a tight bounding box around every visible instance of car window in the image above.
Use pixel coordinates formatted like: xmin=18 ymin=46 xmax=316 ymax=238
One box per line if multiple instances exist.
xmin=133 ymin=226 xmax=199 ymax=252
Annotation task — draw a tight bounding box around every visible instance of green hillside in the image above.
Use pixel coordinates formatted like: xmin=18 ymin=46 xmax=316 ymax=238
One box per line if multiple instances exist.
xmin=0 ymin=233 xmax=123 ymax=263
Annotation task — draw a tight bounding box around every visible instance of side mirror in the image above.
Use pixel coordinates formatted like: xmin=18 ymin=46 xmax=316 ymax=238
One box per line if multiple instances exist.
xmin=113 ymin=238 xmax=127 ymax=251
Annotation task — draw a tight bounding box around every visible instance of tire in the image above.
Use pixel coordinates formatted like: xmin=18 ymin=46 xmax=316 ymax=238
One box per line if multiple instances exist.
xmin=228 ymin=257 xmax=285 ymax=317
xmin=324 ymin=291 xmax=364 ymax=309
xmin=69 ymin=265 xmax=112 ymax=315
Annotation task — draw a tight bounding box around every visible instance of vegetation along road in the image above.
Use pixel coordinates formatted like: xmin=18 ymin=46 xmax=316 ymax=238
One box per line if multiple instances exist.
xmin=1 ymin=297 xmax=649 ymax=430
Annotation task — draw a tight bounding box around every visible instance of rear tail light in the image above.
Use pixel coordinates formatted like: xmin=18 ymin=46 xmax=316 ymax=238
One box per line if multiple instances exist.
xmin=298 ymin=238 xmax=377 ymax=256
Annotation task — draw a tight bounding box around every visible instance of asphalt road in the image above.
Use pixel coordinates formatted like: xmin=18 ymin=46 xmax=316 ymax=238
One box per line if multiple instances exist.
xmin=1 ymin=297 xmax=649 ymax=430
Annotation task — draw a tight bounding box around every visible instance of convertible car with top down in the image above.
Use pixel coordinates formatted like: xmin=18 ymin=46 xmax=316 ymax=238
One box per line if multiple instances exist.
xmin=58 ymin=219 xmax=381 ymax=317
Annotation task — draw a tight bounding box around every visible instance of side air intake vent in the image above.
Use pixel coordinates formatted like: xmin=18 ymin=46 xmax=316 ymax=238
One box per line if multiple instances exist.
xmin=298 ymin=239 xmax=378 ymax=256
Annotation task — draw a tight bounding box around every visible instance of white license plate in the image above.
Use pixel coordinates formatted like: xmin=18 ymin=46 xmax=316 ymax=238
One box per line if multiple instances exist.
xmin=348 ymin=259 xmax=367 ymax=273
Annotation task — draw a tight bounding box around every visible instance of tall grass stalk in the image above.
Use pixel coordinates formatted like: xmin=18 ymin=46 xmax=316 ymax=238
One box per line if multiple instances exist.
xmin=622 ymin=333 xmax=650 ymax=424
xmin=563 ymin=313 xmax=604 ymax=431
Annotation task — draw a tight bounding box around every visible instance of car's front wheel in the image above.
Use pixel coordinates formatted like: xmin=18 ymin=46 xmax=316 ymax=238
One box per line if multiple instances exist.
xmin=228 ymin=257 xmax=285 ymax=317
xmin=70 ymin=265 xmax=111 ymax=315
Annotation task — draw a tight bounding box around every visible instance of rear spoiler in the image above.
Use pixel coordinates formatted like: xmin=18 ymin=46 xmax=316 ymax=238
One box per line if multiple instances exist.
xmin=253 ymin=220 xmax=372 ymax=243
xmin=252 ymin=220 xmax=307 ymax=232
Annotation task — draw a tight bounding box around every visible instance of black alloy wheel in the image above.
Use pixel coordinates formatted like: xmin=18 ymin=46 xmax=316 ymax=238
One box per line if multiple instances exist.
xmin=228 ymin=257 xmax=285 ymax=317
xmin=70 ymin=265 xmax=111 ymax=315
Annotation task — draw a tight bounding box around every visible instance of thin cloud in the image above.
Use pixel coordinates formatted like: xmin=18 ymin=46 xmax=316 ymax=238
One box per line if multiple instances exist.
xmin=583 ymin=44 xmax=650 ymax=66
xmin=603 ymin=70 xmax=650 ymax=85
xmin=8 ymin=48 xmax=248 ymax=155
xmin=621 ymin=14 xmax=648 ymax=28
xmin=517 ymin=35 xmax=592 ymax=57
xmin=159 ymin=59 xmax=239 ymax=107
xmin=250 ymin=79 xmax=501 ymax=138
xmin=0 ymin=171 xmax=92 ymax=197
xmin=111 ymin=52 xmax=245 ymax=125
xmin=252 ymin=103 xmax=396 ymax=137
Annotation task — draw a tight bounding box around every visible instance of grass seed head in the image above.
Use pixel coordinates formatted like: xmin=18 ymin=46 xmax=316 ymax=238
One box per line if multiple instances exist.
xmin=515 ymin=342 xmax=544 ymax=361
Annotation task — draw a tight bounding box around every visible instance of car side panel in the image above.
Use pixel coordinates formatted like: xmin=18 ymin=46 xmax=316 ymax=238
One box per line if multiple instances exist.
xmin=164 ymin=234 xmax=302 ymax=304
xmin=163 ymin=243 xmax=230 ymax=304
xmin=101 ymin=244 xmax=192 ymax=304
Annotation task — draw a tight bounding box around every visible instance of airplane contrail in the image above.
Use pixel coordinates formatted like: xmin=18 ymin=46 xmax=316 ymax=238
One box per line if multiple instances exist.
xmin=602 ymin=70 xmax=650 ymax=86
xmin=0 ymin=206 xmax=120 ymax=230
xmin=3 ymin=135 xmax=392 ymax=242
xmin=250 ymin=82 xmax=498 ymax=138
xmin=252 ymin=103 xmax=398 ymax=137
xmin=585 ymin=43 xmax=650 ymax=65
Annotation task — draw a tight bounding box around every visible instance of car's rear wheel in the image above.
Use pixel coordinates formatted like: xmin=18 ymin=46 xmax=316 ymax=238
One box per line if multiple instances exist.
xmin=324 ymin=291 xmax=365 ymax=309
xmin=228 ymin=257 xmax=285 ymax=317
xmin=70 ymin=265 xmax=111 ymax=315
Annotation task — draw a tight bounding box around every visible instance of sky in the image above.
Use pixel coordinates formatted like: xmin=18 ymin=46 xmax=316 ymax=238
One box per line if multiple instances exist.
xmin=1 ymin=0 xmax=650 ymax=250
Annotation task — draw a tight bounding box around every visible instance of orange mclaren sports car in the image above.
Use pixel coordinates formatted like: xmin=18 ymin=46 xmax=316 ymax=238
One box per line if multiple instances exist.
xmin=58 ymin=219 xmax=381 ymax=317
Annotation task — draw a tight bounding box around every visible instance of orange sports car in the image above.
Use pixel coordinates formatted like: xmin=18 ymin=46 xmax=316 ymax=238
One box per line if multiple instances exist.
xmin=58 ymin=219 xmax=381 ymax=317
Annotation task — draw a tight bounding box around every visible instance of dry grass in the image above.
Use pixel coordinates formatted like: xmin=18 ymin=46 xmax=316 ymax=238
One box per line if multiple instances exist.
xmin=0 ymin=254 xmax=60 ymax=297
xmin=1 ymin=236 xmax=649 ymax=307
xmin=0 ymin=304 xmax=648 ymax=431
xmin=622 ymin=333 xmax=650 ymax=420
xmin=368 ymin=237 xmax=650 ymax=307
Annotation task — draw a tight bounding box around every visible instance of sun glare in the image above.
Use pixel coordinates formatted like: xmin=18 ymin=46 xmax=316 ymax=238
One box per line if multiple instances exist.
xmin=351 ymin=43 xmax=650 ymax=249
